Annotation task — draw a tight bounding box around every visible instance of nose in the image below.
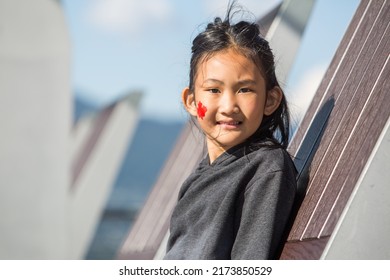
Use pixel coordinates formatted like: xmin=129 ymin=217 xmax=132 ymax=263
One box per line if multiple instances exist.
xmin=219 ymin=92 xmax=239 ymax=115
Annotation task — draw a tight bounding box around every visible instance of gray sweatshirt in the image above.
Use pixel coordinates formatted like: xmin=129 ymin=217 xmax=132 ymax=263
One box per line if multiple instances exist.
xmin=164 ymin=140 xmax=297 ymax=260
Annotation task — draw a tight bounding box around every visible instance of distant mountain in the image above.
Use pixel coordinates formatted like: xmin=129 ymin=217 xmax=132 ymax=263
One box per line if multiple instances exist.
xmin=73 ymin=92 xmax=186 ymax=259
xmin=86 ymin=116 xmax=185 ymax=260
xmin=107 ymin=118 xmax=185 ymax=210
xmin=73 ymin=94 xmax=99 ymax=122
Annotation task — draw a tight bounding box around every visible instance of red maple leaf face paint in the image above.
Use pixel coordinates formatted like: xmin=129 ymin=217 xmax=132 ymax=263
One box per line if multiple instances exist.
xmin=197 ymin=101 xmax=207 ymax=120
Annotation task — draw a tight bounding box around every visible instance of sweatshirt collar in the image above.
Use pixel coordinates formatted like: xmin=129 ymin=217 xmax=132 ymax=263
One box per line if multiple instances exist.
xmin=198 ymin=138 xmax=274 ymax=169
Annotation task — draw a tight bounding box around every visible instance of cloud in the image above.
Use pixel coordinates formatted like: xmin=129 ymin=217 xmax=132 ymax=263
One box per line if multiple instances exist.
xmin=86 ymin=0 xmax=173 ymax=35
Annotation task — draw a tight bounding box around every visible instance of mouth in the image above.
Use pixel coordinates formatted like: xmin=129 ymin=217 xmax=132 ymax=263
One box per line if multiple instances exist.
xmin=216 ymin=120 xmax=242 ymax=129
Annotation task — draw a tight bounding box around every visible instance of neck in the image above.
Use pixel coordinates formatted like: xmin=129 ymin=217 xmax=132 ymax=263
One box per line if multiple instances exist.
xmin=205 ymin=138 xmax=233 ymax=164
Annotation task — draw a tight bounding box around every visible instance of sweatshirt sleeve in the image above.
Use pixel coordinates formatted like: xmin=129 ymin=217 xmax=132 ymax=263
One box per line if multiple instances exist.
xmin=231 ymin=169 xmax=296 ymax=259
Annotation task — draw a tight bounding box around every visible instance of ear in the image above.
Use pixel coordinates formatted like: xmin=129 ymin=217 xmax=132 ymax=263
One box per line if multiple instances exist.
xmin=182 ymin=87 xmax=198 ymax=117
xmin=264 ymin=86 xmax=283 ymax=116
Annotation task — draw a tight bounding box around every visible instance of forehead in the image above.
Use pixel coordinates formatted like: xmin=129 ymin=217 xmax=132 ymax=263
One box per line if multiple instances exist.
xmin=195 ymin=48 xmax=264 ymax=81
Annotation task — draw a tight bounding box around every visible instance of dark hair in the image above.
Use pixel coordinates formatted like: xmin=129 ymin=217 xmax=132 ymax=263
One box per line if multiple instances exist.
xmin=188 ymin=2 xmax=291 ymax=149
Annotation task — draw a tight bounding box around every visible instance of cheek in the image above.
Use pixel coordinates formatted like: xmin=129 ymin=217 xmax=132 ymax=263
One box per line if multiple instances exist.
xmin=197 ymin=101 xmax=207 ymax=120
xmin=249 ymin=97 xmax=266 ymax=115
xmin=242 ymin=99 xmax=266 ymax=123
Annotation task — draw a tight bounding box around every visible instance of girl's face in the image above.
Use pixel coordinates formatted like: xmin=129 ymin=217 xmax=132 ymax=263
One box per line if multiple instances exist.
xmin=183 ymin=48 xmax=282 ymax=163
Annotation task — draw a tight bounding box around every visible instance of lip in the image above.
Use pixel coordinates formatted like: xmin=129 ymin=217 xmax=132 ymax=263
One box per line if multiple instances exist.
xmin=216 ymin=120 xmax=242 ymax=129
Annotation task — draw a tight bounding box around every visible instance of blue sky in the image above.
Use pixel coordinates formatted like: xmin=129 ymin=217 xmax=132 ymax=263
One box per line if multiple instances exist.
xmin=61 ymin=0 xmax=359 ymax=122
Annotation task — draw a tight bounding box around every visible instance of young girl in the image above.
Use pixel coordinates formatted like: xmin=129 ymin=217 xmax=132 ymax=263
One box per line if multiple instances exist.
xmin=164 ymin=4 xmax=297 ymax=260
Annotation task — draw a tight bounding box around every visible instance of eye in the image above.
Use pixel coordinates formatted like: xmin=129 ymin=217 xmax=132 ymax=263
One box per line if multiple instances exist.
xmin=238 ymin=88 xmax=253 ymax=93
xmin=208 ymin=88 xmax=220 ymax=94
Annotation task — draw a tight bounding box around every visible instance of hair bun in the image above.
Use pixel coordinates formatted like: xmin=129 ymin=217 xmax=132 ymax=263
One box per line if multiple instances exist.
xmin=234 ymin=21 xmax=260 ymax=40
xmin=206 ymin=16 xmax=226 ymax=31
xmin=214 ymin=17 xmax=223 ymax=25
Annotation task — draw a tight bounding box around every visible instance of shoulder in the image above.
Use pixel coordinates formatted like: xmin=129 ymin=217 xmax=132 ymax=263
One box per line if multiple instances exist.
xmin=243 ymin=145 xmax=297 ymax=192
xmin=246 ymin=144 xmax=296 ymax=174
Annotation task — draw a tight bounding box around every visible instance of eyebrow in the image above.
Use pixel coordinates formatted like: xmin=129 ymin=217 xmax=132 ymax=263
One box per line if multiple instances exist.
xmin=202 ymin=79 xmax=224 ymax=85
xmin=237 ymin=79 xmax=257 ymax=86
xmin=202 ymin=79 xmax=257 ymax=86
